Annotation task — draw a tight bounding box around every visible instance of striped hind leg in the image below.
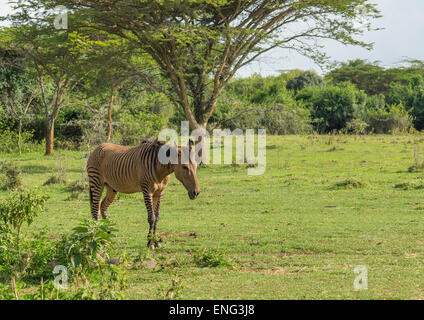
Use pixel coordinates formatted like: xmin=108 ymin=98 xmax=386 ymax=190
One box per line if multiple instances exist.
xmin=100 ymin=185 xmax=118 ymax=219
xmin=88 ymin=172 xmax=104 ymax=220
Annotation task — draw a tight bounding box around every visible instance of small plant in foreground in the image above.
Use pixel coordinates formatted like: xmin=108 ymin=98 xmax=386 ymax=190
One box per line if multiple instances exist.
xmin=158 ymin=278 xmax=184 ymax=300
xmin=63 ymin=219 xmax=118 ymax=270
xmin=52 ymin=219 xmax=129 ymax=299
xmin=0 ymin=190 xmax=50 ymax=281
xmin=193 ymin=248 xmax=232 ymax=267
xmin=0 ymin=189 xmax=49 ymax=247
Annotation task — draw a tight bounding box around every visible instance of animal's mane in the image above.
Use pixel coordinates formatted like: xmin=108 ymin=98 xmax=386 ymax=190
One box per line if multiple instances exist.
xmin=139 ymin=138 xmax=168 ymax=155
xmin=140 ymin=138 xmax=166 ymax=146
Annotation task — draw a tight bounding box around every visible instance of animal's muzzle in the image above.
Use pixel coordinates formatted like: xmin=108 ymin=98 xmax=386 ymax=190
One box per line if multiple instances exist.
xmin=188 ymin=190 xmax=200 ymax=200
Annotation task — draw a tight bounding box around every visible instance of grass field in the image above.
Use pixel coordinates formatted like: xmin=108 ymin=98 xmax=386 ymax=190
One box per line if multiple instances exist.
xmin=1 ymin=134 xmax=424 ymax=299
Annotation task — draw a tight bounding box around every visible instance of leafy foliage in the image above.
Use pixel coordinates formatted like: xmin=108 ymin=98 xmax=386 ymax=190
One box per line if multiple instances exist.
xmin=33 ymin=0 xmax=380 ymax=130
xmin=0 ymin=161 xmax=23 ymax=191
xmin=362 ymin=104 xmax=412 ymax=134
xmin=0 ymin=189 xmax=50 ymax=281
xmin=60 ymin=219 xmax=118 ymax=270
xmin=286 ymin=71 xmax=324 ymax=92
xmin=296 ymin=82 xmax=367 ymax=133
xmin=0 ymin=189 xmax=49 ymax=235
xmin=193 ymin=248 xmax=232 ymax=267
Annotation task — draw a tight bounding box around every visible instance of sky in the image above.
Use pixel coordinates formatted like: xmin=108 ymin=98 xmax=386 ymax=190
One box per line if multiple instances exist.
xmin=237 ymin=0 xmax=424 ymax=76
xmin=1 ymin=0 xmax=423 ymax=77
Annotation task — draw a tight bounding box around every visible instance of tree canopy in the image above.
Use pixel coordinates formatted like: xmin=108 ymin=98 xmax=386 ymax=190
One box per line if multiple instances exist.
xmin=38 ymin=0 xmax=380 ymax=130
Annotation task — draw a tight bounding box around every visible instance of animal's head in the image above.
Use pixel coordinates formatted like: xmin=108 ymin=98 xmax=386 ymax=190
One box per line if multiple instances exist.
xmin=172 ymin=140 xmax=200 ymax=200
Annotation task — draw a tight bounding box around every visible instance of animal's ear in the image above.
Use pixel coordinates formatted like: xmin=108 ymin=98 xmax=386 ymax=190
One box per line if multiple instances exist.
xmin=188 ymin=139 xmax=194 ymax=150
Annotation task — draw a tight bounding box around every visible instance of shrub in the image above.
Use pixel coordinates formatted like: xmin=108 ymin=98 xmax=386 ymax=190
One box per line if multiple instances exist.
xmin=0 ymin=229 xmax=56 ymax=281
xmin=0 ymin=161 xmax=23 ymax=191
xmin=60 ymin=219 xmax=118 ymax=270
xmin=385 ymin=77 xmax=424 ymax=130
xmin=114 ymin=110 xmax=168 ymax=145
xmin=0 ymin=189 xmax=50 ymax=280
xmin=158 ymin=278 xmax=184 ymax=300
xmin=0 ymin=124 xmax=34 ymax=153
xmin=260 ymin=104 xmax=312 ymax=135
xmin=345 ymin=119 xmax=369 ymax=134
xmin=0 ymin=189 xmax=48 ymax=237
xmin=43 ymin=158 xmax=68 ymax=185
xmin=211 ymin=91 xmax=312 ymax=134
xmin=53 ymin=219 xmax=129 ymax=299
xmin=286 ymin=70 xmax=324 ymax=92
xmin=363 ymin=104 xmax=412 ymax=134
xmin=297 ymin=82 xmax=367 ymax=133
xmin=193 ymin=248 xmax=232 ymax=267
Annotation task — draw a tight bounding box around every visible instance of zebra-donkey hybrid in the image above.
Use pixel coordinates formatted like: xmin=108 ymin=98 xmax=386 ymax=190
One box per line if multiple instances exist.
xmin=86 ymin=139 xmax=200 ymax=249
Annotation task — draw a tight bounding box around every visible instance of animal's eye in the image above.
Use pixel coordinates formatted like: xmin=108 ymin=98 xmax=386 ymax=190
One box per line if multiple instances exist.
xmin=183 ymin=166 xmax=189 ymax=170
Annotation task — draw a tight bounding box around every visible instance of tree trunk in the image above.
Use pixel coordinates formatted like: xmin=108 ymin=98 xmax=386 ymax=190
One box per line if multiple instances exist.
xmin=18 ymin=119 xmax=23 ymax=155
xmin=106 ymin=84 xmax=116 ymax=142
xmin=45 ymin=119 xmax=55 ymax=155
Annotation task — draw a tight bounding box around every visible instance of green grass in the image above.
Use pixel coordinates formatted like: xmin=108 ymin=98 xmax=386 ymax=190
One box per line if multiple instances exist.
xmin=1 ymin=134 xmax=424 ymax=299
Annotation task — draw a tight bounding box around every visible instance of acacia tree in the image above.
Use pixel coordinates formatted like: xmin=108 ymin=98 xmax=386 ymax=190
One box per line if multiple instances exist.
xmin=54 ymin=0 xmax=380 ymax=132
xmin=84 ymin=36 xmax=160 ymax=141
xmin=2 ymin=4 xmax=99 ymax=155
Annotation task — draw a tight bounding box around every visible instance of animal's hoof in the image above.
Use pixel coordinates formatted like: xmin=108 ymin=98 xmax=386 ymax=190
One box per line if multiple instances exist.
xmin=147 ymin=241 xmax=155 ymax=250
xmin=154 ymin=241 xmax=161 ymax=248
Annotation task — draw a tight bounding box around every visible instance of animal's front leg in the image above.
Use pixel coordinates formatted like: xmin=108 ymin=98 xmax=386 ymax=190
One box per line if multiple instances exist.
xmin=152 ymin=194 xmax=164 ymax=248
xmin=143 ymin=192 xmax=156 ymax=249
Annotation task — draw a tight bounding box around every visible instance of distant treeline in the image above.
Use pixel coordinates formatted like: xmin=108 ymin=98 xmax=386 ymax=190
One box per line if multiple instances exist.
xmin=1 ymin=57 xmax=424 ymax=153
xmin=212 ymin=59 xmax=424 ymax=135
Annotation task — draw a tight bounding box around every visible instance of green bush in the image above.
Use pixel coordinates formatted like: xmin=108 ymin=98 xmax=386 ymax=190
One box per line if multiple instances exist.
xmin=387 ymin=84 xmax=424 ymax=131
xmin=296 ymin=82 xmax=367 ymax=133
xmin=212 ymin=84 xmax=312 ymax=134
xmin=345 ymin=119 xmax=369 ymax=134
xmin=286 ymin=70 xmax=324 ymax=92
xmin=0 ymin=189 xmax=50 ymax=280
xmin=0 ymin=229 xmax=56 ymax=281
xmin=0 ymin=161 xmax=23 ymax=191
xmin=259 ymin=104 xmax=312 ymax=135
xmin=53 ymin=219 xmax=128 ymax=299
xmin=363 ymin=104 xmax=412 ymax=134
xmin=114 ymin=110 xmax=167 ymax=145
xmin=0 ymin=126 xmax=34 ymax=153
xmin=193 ymin=248 xmax=232 ymax=267
xmin=59 ymin=219 xmax=118 ymax=270
xmin=0 ymin=189 xmax=49 ymax=236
